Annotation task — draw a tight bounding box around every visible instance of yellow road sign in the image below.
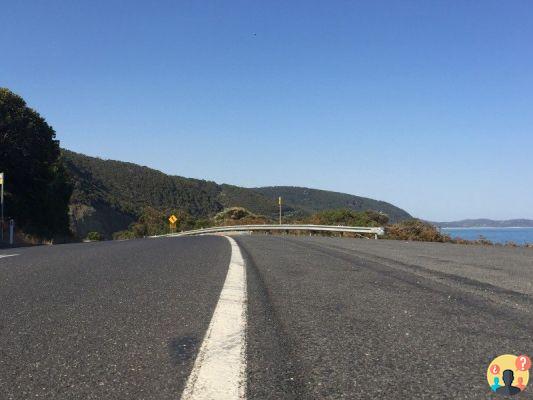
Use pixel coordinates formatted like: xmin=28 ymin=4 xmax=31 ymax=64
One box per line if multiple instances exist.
xmin=169 ymin=214 xmax=178 ymax=224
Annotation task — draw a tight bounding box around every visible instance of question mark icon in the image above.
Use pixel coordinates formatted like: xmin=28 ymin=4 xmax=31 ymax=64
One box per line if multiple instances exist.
xmin=491 ymin=364 xmax=500 ymax=374
xmin=515 ymin=355 xmax=531 ymax=371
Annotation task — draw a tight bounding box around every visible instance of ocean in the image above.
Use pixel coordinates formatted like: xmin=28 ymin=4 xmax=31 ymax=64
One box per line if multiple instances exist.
xmin=441 ymin=227 xmax=533 ymax=245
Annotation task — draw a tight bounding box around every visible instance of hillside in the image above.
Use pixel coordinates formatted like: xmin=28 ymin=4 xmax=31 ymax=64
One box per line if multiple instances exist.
xmin=253 ymin=186 xmax=411 ymax=222
xmin=433 ymin=219 xmax=533 ymax=228
xmin=63 ymin=150 xmax=412 ymax=238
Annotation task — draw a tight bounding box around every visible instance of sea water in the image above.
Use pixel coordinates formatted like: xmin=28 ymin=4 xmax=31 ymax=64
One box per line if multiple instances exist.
xmin=441 ymin=227 xmax=533 ymax=245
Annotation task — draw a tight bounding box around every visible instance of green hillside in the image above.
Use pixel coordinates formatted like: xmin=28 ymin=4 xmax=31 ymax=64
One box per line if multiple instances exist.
xmin=254 ymin=186 xmax=411 ymax=222
xmin=63 ymin=150 xmax=411 ymax=238
xmin=64 ymin=150 xmax=222 ymax=238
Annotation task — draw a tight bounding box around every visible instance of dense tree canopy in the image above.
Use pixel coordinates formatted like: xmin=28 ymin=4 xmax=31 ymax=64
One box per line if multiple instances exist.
xmin=0 ymin=88 xmax=71 ymax=238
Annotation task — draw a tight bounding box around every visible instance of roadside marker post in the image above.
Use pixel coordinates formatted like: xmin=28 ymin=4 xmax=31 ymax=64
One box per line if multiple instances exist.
xmin=9 ymin=219 xmax=14 ymax=245
xmin=278 ymin=196 xmax=282 ymax=225
xmin=0 ymin=172 xmax=4 ymax=241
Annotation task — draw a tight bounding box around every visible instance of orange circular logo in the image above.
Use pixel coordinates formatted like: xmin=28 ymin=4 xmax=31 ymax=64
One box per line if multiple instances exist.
xmin=487 ymin=354 xmax=531 ymax=396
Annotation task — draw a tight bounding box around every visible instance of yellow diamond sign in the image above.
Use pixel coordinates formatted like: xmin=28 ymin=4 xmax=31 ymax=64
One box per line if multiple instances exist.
xmin=169 ymin=215 xmax=178 ymax=224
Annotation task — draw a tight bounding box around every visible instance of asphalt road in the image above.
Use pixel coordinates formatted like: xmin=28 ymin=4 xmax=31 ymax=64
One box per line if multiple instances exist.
xmin=0 ymin=237 xmax=230 ymax=399
xmin=1 ymin=235 xmax=532 ymax=399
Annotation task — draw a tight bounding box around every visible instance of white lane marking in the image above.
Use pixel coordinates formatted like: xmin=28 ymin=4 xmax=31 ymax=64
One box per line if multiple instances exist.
xmin=0 ymin=254 xmax=19 ymax=259
xmin=180 ymin=236 xmax=247 ymax=400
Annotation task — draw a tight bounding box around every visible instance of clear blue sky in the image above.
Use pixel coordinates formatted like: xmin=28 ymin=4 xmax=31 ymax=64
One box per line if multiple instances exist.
xmin=2 ymin=1 xmax=532 ymax=221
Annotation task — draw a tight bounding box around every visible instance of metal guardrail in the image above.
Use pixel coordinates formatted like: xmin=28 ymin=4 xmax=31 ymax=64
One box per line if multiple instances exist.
xmin=166 ymin=224 xmax=385 ymax=239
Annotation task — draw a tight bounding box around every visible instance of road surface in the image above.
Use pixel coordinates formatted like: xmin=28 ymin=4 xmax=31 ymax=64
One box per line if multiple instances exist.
xmin=1 ymin=235 xmax=532 ymax=399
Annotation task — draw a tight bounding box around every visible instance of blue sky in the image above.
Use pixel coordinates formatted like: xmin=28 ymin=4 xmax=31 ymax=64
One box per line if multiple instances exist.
xmin=2 ymin=1 xmax=532 ymax=220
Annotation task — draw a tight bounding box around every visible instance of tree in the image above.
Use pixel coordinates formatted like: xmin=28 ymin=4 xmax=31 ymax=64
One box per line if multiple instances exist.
xmin=0 ymin=88 xmax=72 ymax=238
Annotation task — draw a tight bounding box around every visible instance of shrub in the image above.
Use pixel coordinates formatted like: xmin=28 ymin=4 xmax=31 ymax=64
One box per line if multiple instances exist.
xmin=213 ymin=207 xmax=270 ymax=226
xmin=86 ymin=231 xmax=103 ymax=241
xmin=385 ymin=220 xmax=451 ymax=242
xmin=306 ymin=209 xmax=389 ymax=227
xmin=112 ymin=230 xmax=137 ymax=240
xmin=194 ymin=218 xmax=212 ymax=229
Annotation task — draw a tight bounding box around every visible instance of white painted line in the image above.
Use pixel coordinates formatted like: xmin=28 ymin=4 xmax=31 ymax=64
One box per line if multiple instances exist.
xmin=0 ymin=254 xmax=19 ymax=259
xmin=180 ymin=236 xmax=247 ymax=400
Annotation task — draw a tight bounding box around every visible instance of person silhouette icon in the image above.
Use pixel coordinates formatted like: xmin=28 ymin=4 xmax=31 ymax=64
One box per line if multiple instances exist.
xmin=491 ymin=377 xmax=501 ymax=392
xmin=496 ymin=370 xmax=521 ymax=395
xmin=517 ymin=377 xmax=526 ymax=391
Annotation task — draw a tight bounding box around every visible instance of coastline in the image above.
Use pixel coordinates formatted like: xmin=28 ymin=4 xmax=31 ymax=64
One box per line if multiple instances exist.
xmin=441 ymin=226 xmax=533 ymax=230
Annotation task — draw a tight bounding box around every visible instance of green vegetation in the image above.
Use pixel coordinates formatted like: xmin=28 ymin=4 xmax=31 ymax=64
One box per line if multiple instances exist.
xmin=213 ymin=207 xmax=270 ymax=226
xmin=63 ymin=150 xmax=411 ymax=239
xmin=385 ymin=220 xmax=451 ymax=242
xmin=113 ymin=207 xmax=270 ymax=239
xmin=0 ymin=88 xmax=412 ymax=241
xmin=113 ymin=207 xmax=395 ymax=240
xmin=385 ymin=219 xmax=506 ymax=245
xmin=64 ymin=150 xmax=223 ymax=239
xmin=306 ymin=209 xmax=389 ymax=226
xmin=254 ymin=186 xmax=411 ymax=222
xmin=0 ymin=88 xmax=72 ymax=240
xmin=113 ymin=207 xmax=529 ymax=247
xmin=85 ymin=231 xmax=103 ymax=241
xmin=5 ymin=88 xmax=526 ymax=248
xmin=218 ymin=185 xmax=279 ymax=216
xmin=112 ymin=207 xmax=212 ymax=239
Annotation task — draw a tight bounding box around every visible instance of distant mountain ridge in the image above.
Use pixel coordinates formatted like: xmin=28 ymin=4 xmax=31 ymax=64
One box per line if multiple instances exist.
xmin=62 ymin=150 xmax=412 ymax=238
xmin=432 ymin=219 xmax=533 ymax=228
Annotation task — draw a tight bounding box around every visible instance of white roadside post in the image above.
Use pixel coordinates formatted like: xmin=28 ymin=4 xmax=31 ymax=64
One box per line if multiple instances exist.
xmin=9 ymin=219 xmax=14 ymax=245
xmin=0 ymin=172 xmax=4 ymax=241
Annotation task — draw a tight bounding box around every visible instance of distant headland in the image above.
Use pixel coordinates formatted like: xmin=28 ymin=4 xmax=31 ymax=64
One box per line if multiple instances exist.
xmin=430 ymin=219 xmax=533 ymax=228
